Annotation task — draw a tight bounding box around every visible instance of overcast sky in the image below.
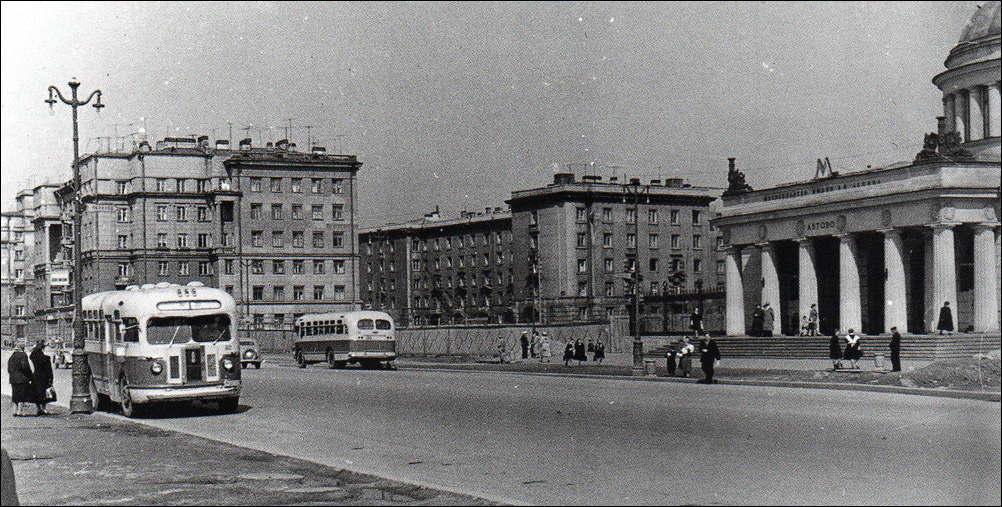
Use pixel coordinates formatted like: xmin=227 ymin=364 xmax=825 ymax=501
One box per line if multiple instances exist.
xmin=0 ymin=1 xmax=976 ymax=227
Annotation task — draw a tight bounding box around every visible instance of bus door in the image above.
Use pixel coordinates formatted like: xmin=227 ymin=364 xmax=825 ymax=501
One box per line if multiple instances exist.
xmin=109 ymin=311 xmax=125 ymax=382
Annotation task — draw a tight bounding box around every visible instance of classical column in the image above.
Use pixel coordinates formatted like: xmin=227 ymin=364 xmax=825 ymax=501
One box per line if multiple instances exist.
xmin=973 ymin=224 xmax=1000 ymax=332
xmin=797 ymin=238 xmax=818 ymax=328
xmin=955 ymin=90 xmax=968 ymax=142
xmin=988 ymin=81 xmax=1001 ymax=139
xmin=969 ymin=87 xmax=984 ymax=142
xmin=759 ymin=242 xmax=780 ymax=333
xmin=725 ymin=246 xmax=745 ymax=336
xmin=838 ymin=234 xmax=862 ymax=333
xmin=944 ymin=94 xmax=956 ymax=133
xmin=882 ymin=229 xmax=907 ymax=333
xmin=930 ymin=224 xmax=958 ymax=331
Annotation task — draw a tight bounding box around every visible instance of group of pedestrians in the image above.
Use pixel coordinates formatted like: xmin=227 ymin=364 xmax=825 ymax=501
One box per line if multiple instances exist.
xmin=503 ymin=331 xmax=607 ymax=366
xmin=664 ymin=335 xmax=721 ymax=383
xmin=827 ymin=327 xmax=902 ymax=372
xmin=563 ymin=337 xmax=604 ymax=366
xmin=749 ymin=303 xmax=776 ymax=337
xmin=7 ymin=340 xmax=55 ymax=417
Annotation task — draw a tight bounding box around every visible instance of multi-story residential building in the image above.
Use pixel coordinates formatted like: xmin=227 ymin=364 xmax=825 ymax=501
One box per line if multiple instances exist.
xmin=1 ymin=191 xmax=35 ymax=342
xmin=3 ymin=136 xmax=362 ymax=337
xmin=508 ymin=172 xmax=724 ymax=325
xmin=359 ymin=207 xmax=513 ymax=326
xmin=359 ymin=171 xmax=725 ymax=328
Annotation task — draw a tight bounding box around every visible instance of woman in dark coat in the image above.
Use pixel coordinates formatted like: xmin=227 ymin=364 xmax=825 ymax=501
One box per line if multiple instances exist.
xmin=7 ymin=343 xmax=35 ymax=417
xmin=29 ymin=341 xmax=54 ymax=416
xmin=937 ymin=301 xmax=954 ymax=335
xmin=828 ymin=329 xmax=843 ymax=370
xmin=563 ymin=342 xmax=575 ymax=366
xmin=698 ymin=338 xmax=721 ymax=384
xmin=593 ymin=340 xmax=605 ymax=364
xmin=665 ymin=345 xmax=677 ymax=377
xmin=750 ymin=305 xmax=764 ymax=337
xmin=573 ymin=338 xmax=587 ymax=364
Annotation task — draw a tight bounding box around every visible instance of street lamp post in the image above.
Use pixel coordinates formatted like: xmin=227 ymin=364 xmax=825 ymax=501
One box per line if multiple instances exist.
xmin=624 ymin=180 xmax=648 ymax=376
xmin=46 ymin=78 xmax=104 ymax=414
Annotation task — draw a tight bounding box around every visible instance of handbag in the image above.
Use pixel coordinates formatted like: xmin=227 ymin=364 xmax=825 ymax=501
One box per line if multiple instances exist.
xmin=44 ymin=386 xmax=57 ymax=403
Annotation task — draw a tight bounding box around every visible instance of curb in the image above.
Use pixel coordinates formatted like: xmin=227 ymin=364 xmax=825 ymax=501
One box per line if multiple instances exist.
xmin=393 ymin=363 xmax=1001 ymax=402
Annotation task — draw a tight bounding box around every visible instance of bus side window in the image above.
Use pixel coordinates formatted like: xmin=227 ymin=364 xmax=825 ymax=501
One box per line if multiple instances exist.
xmin=122 ymin=317 xmax=140 ymax=343
xmin=109 ymin=318 xmax=121 ymax=342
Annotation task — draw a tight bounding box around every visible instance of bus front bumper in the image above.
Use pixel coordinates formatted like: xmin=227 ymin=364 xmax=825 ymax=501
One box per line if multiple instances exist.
xmin=129 ymin=383 xmax=240 ymax=403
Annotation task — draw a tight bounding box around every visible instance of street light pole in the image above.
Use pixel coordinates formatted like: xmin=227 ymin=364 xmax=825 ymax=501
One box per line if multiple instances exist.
xmin=46 ymin=78 xmax=104 ymax=414
xmin=625 ymin=181 xmax=646 ymax=376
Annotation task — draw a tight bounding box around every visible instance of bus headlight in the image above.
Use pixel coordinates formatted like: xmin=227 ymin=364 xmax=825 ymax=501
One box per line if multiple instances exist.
xmin=221 ymin=357 xmax=235 ymax=371
xmin=150 ymin=361 xmax=164 ymax=375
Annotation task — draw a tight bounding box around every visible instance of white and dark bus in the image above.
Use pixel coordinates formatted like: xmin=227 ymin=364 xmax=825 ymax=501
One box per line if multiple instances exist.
xmin=293 ymin=311 xmax=396 ymax=369
xmin=83 ymin=282 xmax=241 ymax=417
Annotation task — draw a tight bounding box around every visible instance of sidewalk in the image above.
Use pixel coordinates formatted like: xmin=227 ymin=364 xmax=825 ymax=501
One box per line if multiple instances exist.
xmin=1 ymin=397 xmax=492 ymax=506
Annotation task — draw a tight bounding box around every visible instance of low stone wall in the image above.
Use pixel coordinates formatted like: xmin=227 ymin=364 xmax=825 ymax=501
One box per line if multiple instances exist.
xmin=396 ymin=322 xmax=632 ymax=356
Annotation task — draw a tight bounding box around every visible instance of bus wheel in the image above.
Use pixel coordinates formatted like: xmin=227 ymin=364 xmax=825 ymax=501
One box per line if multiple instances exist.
xmin=295 ymin=349 xmax=307 ymax=369
xmin=118 ymin=376 xmax=142 ymax=418
xmin=218 ymin=397 xmax=239 ymax=414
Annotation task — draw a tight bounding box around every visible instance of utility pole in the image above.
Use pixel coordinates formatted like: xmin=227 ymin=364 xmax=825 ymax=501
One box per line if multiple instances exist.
xmin=623 ymin=179 xmax=647 ymax=376
xmin=46 ymin=78 xmax=105 ymax=414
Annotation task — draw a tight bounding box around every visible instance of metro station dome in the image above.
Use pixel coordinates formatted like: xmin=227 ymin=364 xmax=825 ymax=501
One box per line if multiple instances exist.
xmin=933 ymin=1 xmax=1002 ymax=161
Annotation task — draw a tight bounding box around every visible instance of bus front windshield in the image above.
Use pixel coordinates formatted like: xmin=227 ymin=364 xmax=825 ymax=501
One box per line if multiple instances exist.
xmin=146 ymin=314 xmax=232 ymax=345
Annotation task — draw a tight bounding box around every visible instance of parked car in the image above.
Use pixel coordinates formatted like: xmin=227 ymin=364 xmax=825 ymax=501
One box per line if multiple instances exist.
xmin=239 ymin=339 xmax=262 ymax=369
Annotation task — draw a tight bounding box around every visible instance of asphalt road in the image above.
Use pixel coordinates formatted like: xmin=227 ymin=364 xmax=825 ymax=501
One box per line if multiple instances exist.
xmin=4 ymin=353 xmax=1000 ymax=505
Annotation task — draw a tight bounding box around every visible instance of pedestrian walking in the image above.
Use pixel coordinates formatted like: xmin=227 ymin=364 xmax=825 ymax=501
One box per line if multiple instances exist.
xmin=678 ymin=337 xmax=695 ymax=377
xmin=563 ymin=341 xmax=575 ymax=366
xmin=497 ymin=335 xmax=508 ymax=364
xmin=586 ymin=339 xmax=594 ymax=357
xmin=889 ymin=326 xmax=902 ymax=372
xmin=540 ymin=332 xmax=552 ymax=363
xmin=593 ymin=340 xmax=605 ymax=364
xmin=828 ymin=329 xmax=843 ymax=370
xmin=530 ymin=331 xmax=541 ymax=358
xmin=937 ymin=301 xmax=954 ymax=335
xmin=844 ymin=329 xmax=862 ymax=369
xmin=520 ymin=332 xmax=529 ymax=360
xmin=808 ymin=304 xmax=819 ymax=336
xmin=762 ymin=303 xmax=775 ymax=337
xmin=690 ymin=307 xmax=704 ymax=335
xmin=29 ymin=340 xmax=54 ymax=416
xmin=665 ymin=345 xmax=677 ymax=377
xmin=573 ymin=338 xmax=587 ymax=365
xmin=698 ymin=337 xmax=721 ymax=384
xmin=751 ymin=304 xmax=764 ymax=337
xmin=7 ymin=343 xmax=35 ymax=417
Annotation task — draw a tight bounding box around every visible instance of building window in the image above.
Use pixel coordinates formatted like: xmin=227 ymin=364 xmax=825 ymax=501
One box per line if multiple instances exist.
xmin=292 ymin=231 xmax=304 ymax=248
xmin=273 ymin=286 xmax=285 ymax=301
xmin=270 ymin=177 xmax=282 ymax=193
xmin=175 ymin=206 xmax=187 ymax=222
xmin=177 ymin=233 xmax=188 ymax=248
xmin=157 ymin=233 xmax=168 ymax=248
xmin=313 ymin=260 xmax=325 ymax=274
xmin=293 ymin=286 xmax=304 ymax=301
xmin=311 ymin=205 xmax=323 ymax=221
xmin=649 ymin=258 xmax=658 ymax=272
xmin=272 ymin=231 xmax=284 ymax=248
xmin=693 ymin=234 xmax=702 ymax=250
xmin=253 ymin=286 xmax=264 ymax=301
xmin=291 ymin=204 xmax=303 ymax=220
xmin=176 ymin=179 xmax=187 ymax=193
xmin=444 ymin=237 xmax=452 ymax=249
xmin=717 ymin=260 xmax=725 ymax=274
xmin=249 ymin=177 xmax=262 ymax=192
xmin=224 ymin=259 xmax=233 ymax=275
xmin=716 ymin=236 xmax=724 ymax=249
xmin=605 ymin=282 xmax=615 ymax=297
xmin=198 ymin=233 xmax=210 ymax=248
xmin=156 ymin=178 xmax=169 ymax=192
xmin=222 ymin=233 xmax=233 ymax=247
xmin=313 ymin=285 xmax=324 ymax=300
xmin=626 ymin=208 xmax=637 ymax=224
xmin=253 ymin=314 xmax=264 ymax=327
xmin=272 ymin=204 xmax=283 ymax=220
xmin=117 ymin=180 xmax=128 ymax=194
xmin=273 ymin=260 xmax=285 ymax=274
xmin=251 ymin=231 xmax=263 ymax=247
xmin=199 ymin=261 xmax=213 ymax=276
xmin=605 ymin=258 xmax=614 ymax=273
xmin=648 ymin=209 xmax=658 ymax=225
xmin=576 ymin=207 xmax=587 ymax=222
xmin=178 ymin=262 xmax=189 ymax=276
xmin=602 ymin=207 xmax=613 ymax=221
xmin=251 ymin=259 xmax=264 ymax=274
xmin=577 ymin=232 xmax=587 ymax=248
xmin=274 ymin=314 xmax=285 ymax=326
xmin=117 ymin=207 xmax=130 ymax=223
xmin=331 ymin=178 xmax=344 ymax=194
xmin=412 ymin=259 xmax=421 ymax=271
xmin=312 ymin=231 xmax=324 ymax=249
xmin=332 ymin=232 xmax=343 ymax=248
xmin=577 ymin=259 xmax=587 ymax=273
xmin=672 ymin=258 xmax=684 ymax=272
xmin=155 ymin=205 xmax=168 ymax=221
xmin=626 ymin=233 xmax=636 ymax=249
xmin=292 ymin=259 xmax=304 ymax=274
xmin=311 ymin=178 xmax=323 ymax=194
xmin=670 ymin=209 xmax=680 ymax=225
xmin=692 ymin=209 xmax=701 ymax=225
xmin=693 ymin=258 xmax=702 ymax=273
xmin=158 ymin=261 xmax=169 ymax=276
xmin=578 ymin=281 xmax=588 ymax=297
xmin=291 ymin=178 xmax=302 ymax=193
xmin=649 ymin=234 xmax=658 ymax=248
xmin=196 ymin=179 xmax=208 ymax=193
xmin=197 ymin=206 xmax=209 ymax=222
xmin=333 ymin=285 xmax=346 ymax=300
xmin=529 ymin=233 xmax=538 ymax=250
xmin=117 ymin=235 xmax=129 ymax=249
xmin=250 ymin=203 xmax=262 ymax=220
xmin=117 ymin=264 xmax=130 ymax=279
xmin=332 ymin=204 xmax=343 ymax=221
xmin=671 ymin=234 xmax=681 ymax=249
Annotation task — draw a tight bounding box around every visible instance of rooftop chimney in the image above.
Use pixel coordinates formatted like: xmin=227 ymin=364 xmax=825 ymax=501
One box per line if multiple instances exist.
xmin=728 ymin=157 xmax=736 ymax=172
xmin=215 ymin=139 xmax=230 ymax=150
xmin=239 ymin=138 xmax=252 ymax=150
xmin=276 ymin=138 xmax=289 ymax=150
xmin=311 ymin=146 xmax=326 ymax=154
xmin=936 ymin=116 xmax=946 ymax=137
xmin=553 ymin=172 xmax=575 ymax=184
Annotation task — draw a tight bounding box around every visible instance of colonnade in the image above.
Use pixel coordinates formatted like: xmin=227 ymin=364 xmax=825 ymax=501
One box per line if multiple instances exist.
xmin=725 ymin=223 xmax=1000 ymax=336
xmin=943 ymin=81 xmax=1002 ymax=142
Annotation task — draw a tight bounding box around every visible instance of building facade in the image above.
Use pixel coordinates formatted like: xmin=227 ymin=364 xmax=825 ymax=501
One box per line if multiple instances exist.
xmin=713 ymin=2 xmax=1001 ymax=337
xmin=3 ymin=136 xmax=362 ymax=341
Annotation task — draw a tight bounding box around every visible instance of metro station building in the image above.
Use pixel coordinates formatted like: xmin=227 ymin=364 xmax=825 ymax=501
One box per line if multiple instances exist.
xmin=713 ymin=2 xmax=1001 ymax=337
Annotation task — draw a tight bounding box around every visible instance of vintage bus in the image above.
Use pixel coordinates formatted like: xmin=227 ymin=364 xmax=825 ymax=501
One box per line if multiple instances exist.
xmin=83 ymin=282 xmax=241 ymax=417
xmin=293 ymin=311 xmax=396 ymax=369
